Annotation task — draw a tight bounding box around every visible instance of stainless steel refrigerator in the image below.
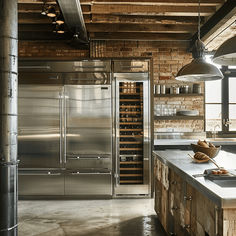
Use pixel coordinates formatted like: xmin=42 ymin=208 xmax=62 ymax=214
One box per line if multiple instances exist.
xmin=18 ymin=61 xmax=112 ymax=197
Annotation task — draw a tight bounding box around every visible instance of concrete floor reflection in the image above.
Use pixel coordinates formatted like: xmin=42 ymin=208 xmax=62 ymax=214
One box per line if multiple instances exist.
xmin=18 ymin=199 xmax=167 ymax=236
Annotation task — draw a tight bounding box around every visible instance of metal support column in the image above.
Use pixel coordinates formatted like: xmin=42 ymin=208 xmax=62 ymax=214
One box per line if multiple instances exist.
xmin=0 ymin=0 xmax=18 ymax=235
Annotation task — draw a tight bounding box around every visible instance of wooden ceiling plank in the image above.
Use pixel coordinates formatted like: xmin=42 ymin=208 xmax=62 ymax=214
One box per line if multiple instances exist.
xmin=18 ymin=13 xmax=52 ymax=24
xmin=191 ymin=0 xmax=236 ymax=46
xmin=18 ymin=0 xmax=56 ymax=4
xmin=81 ymin=0 xmax=223 ymax=6
xmin=90 ymin=5 xmax=216 ymax=16
xmin=89 ymin=32 xmax=192 ymax=41
xmin=91 ymin=14 xmax=200 ymax=25
xmin=18 ymin=3 xmax=90 ymax=13
xmin=19 ymin=24 xmax=54 ymax=31
xmin=86 ymin=23 xmax=196 ymax=33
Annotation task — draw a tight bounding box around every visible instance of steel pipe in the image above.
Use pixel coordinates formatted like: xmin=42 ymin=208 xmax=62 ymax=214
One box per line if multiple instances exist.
xmin=0 ymin=0 xmax=18 ymax=235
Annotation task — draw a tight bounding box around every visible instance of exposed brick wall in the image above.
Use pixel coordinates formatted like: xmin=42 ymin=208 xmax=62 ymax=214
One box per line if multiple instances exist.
xmin=19 ymin=41 xmax=89 ymax=59
xmin=90 ymin=40 xmax=204 ymax=133
xmin=19 ymin=40 xmax=204 ymax=133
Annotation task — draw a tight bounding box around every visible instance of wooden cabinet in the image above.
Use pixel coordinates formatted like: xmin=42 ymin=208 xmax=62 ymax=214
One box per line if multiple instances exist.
xmin=154 ymin=158 xmax=221 ymax=236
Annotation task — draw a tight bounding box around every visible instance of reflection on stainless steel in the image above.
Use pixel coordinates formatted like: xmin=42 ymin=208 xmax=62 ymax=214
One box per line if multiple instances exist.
xmin=65 ymin=169 xmax=112 ymax=196
xmin=18 ymin=85 xmax=62 ymax=169
xmin=18 ymin=64 xmax=113 ymax=197
xmin=65 ymin=85 xmax=112 ymax=157
xmin=19 ymin=170 xmax=64 ymax=196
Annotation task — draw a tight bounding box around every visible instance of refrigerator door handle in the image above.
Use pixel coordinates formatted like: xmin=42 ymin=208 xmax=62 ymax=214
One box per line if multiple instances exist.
xmin=67 ymin=156 xmax=109 ymax=160
xmin=64 ymin=93 xmax=67 ymax=164
xmin=70 ymin=171 xmax=111 ymax=175
xmin=19 ymin=171 xmax=62 ymax=176
xmin=59 ymin=93 xmax=63 ymax=164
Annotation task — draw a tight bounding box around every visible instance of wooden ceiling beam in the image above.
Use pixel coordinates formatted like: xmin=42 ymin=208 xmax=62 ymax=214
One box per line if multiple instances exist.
xmin=90 ymin=5 xmax=216 ymax=16
xmin=19 ymin=31 xmax=71 ymax=40
xmin=191 ymin=0 xmax=236 ymax=47
xmin=86 ymin=23 xmax=196 ymax=33
xmin=91 ymin=14 xmax=201 ymax=25
xmin=18 ymin=0 xmax=57 ymax=4
xmin=83 ymin=0 xmax=223 ymax=6
xmin=18 ymin=13 xmax=52 ymax=24
xmin=19 ymin=24 xmax=55 ymax=31
xmin=89 ymin=32 xmax=192 ymax=41
xmin=18 ymin=3 xmax=90 ymax=14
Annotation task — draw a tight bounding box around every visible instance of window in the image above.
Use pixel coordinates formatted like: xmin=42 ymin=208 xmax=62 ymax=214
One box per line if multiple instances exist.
xmin=205 ymin=57 xmax=236 ymax=133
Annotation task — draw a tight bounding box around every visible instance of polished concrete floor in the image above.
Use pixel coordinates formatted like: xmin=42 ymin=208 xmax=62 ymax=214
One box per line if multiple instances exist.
xmin=18 ymin=199 xmax=167 ymax=236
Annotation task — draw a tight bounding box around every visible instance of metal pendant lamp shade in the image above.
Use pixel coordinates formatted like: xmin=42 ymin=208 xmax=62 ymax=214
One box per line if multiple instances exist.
xmin=176 ymin=57 xmax=223 ymax=82
xmin=212 ymin=36 xmax=236 ymax=66
xmin=175 ymin=0 xmax=223 ymax=82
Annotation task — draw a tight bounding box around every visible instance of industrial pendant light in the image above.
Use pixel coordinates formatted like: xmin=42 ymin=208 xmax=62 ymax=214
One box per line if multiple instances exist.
xmin=212 ymin=35 xmax=236 ymax=66
xmin=175 ymin=0 xmax=223 ymax=82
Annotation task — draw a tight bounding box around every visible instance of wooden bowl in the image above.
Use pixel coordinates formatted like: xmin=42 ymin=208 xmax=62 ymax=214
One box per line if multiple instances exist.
xmin=190 ymin=144 xmax=221 ymax=158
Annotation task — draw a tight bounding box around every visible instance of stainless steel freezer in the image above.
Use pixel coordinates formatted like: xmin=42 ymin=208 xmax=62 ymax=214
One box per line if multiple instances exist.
xmin=64 ymin=85 xmax=112 ymax=196
xmin=18 ymin=60 xmax=113 ymax=197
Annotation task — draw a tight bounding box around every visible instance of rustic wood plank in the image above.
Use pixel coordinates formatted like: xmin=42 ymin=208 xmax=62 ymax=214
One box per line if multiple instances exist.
xmin=19 ymin=13 xmax=91 ymax=24
xmin=86 ymin=23 xmax=196 ymax=33
xmin=85 ymin=0 xmax=223 ymax=6
xmin=89 ymin=32 xmax=192 ymax=41
xmin=18 ymin=13 xmax=52 ymax=24
xmin=18 ymin=0 xmax=56 ymax=4
xmin=18 ymin=3 xmax=89 ymax=13
xmin=91 ymin=14 xmax=200 ymax=25
xmin=191 ymin=0 xmax=236 ymax=48
xmin=91 ymin=4 xmax=216 ymax=16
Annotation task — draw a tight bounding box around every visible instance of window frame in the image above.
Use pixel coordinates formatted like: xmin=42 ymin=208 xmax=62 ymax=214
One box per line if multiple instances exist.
xmin=205 ymin=67 xmax=236 ymax=135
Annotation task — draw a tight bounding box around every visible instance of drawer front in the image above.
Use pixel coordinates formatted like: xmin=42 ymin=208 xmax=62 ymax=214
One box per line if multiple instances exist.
xmin=66 ymin=155 xmax=111 ymax=170
xmin=19 ymin=170 xmax=64 ymax=196
xmin=65 ymin=171 xmax=112 ymax=196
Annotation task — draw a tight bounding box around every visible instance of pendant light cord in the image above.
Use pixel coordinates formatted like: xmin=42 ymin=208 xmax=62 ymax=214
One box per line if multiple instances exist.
xmin=198 ymin=0 xmax=201 ymax=40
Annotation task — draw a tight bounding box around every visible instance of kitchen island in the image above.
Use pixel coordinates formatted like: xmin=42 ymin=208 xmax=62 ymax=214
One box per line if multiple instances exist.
xmin=153 ymin=150 xmax=236 ymax=236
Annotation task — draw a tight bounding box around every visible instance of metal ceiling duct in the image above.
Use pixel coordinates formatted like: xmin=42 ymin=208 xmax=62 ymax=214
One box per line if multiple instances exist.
xmin=212 ymin=36 xmax=236 ymax=66
xmin=57 ymin=0 xmax=88 ymax=43
xmin=0 ymin=0 xmax=18 ymax=235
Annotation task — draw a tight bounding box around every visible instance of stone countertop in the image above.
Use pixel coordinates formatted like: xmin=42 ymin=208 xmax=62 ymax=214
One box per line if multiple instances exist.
xmin=153 ymin=150 xmax=236 ymax=208
xmin=154 ymin=138 xmax=236 ymax=146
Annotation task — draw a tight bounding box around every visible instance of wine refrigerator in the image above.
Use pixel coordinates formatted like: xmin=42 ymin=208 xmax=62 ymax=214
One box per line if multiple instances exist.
xmin=113 ymin=60 xmax=151 ymax=197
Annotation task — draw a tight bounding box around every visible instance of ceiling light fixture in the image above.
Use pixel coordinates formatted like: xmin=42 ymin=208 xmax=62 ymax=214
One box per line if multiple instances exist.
xmin=41 ymin=1 xmax=47 ymax=16
xmin=212 ymin=35 xmax=236 ymax=66
xmin=47 ymin=6 xmax=56 ymax=18
xmin=175 ymin=0 xmax=223 ymax=82
xmin=55 ymin=13 xmax=65 ymax=25
xmin=56 ymin=24 xmax=65 ymax=34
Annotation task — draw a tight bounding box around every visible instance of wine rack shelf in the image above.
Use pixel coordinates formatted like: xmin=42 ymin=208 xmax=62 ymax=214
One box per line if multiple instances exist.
xmin=119 ymin=82 xmax=144 ymax=185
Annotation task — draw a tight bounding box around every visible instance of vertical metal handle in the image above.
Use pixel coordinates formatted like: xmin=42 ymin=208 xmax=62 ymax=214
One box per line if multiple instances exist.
xmin=115 ymin=78 xmax=120 ymax=186
xmin=59 ymin=93 xmax=63 ymax=164
xmin=64 ymin=93 xmax=67 ymax=164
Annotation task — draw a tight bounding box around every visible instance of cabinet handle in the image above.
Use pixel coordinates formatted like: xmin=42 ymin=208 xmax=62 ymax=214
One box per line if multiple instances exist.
xmin=169 ymin=232 xmax=177 ymax=236
xmin=184 ymin=225 xmax=191 ymax=229
xmin=171 ymin=206 xmax=179 ymax=210
xmin=184 ymin=196 xmax=192 ymax=201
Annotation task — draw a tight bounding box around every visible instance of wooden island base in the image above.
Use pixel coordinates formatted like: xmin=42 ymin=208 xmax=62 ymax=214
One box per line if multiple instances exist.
xmin=154 ymin=157 xmax=236 ymax=236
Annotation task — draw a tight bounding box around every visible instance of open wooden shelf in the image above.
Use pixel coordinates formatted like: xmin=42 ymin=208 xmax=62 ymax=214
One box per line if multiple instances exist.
xmin=120 ymin=180 xmax=143 ymax=184
xmin=154 ymin=93 xmax=203 ymax=97
xmin=120 ymin=161 xmax=143 ymax=165
xmin=120 ymin=168 xmax=143 ymax=170
xmin=154 ymin=115 xmax=204 ymax=120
